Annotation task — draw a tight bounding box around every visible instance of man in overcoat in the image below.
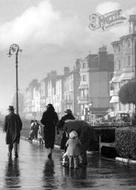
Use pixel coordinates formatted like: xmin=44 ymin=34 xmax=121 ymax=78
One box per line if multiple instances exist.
xmin=3 ymin=106 xmax=22 ymax=158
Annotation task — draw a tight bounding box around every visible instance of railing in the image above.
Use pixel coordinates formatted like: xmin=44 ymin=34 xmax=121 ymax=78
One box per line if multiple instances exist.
xmin=93 ymin=126 xmax=116 ymax=155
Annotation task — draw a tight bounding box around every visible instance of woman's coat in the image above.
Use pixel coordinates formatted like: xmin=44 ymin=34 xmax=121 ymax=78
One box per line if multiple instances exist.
xmin=41 ymin=109 xmax=58 ymax=149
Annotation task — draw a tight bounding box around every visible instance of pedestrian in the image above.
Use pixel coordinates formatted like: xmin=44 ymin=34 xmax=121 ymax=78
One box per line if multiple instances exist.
xmin=28 ymin=120 xmax=35 ymax=141
xmin=3 ymin=105 xmax=22 ymax=158
xmin=57 ymin=109 xmax=75 ymax=151
xmin=41 ymin=104 xmax=58 ymax=159
xmin=62 ymin=130 xmax=82 ymax=169
xmin=33 ymin=120 xmax=39 ymax=139
xmin=38 ymin=124 xmax=44 ymax=145
xmin=57 ymin=109 xmax=75 ymax=131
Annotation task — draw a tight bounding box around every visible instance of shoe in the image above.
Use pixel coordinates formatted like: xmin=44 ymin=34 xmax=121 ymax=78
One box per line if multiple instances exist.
xmin=15 ymin=153 xmax=18 ymax=158
xmin=8 ymin=152 xmax=12 ymax=158
xmin=48 ymin=153 xmax=52 ymax=159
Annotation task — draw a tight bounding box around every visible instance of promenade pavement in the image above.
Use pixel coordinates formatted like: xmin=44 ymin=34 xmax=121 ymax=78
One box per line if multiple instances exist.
xmin=1 ymin=130 xmax=136 ymax=190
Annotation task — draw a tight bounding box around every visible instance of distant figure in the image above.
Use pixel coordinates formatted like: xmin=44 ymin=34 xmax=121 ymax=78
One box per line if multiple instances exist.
xmin=28 ymin=120 xmax=35 ymax=141
xmin=57 ymin=109 xmax=75 ymax=131
xmin=41 ymin=104 xmax=58 ymax=159
xmin=38 ymin=124 xmax=44 ymax=144
xmin=3 ymin=106 xmax=22 ymax=158
xmin=33 ymin=120 xmax=39 ymax=139
xmin=57 ymin=109 xmax=75 ymax=151
xmin=62 ymin=130 xmax=82 ymax=169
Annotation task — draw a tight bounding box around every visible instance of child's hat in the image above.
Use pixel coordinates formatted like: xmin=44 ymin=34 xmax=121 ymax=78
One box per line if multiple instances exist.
xmin=69 ymin=130 xmax=78 ymax=138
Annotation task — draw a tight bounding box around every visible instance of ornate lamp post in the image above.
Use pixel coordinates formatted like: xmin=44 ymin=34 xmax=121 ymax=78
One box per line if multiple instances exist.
xmin=8 ymin=44 xmax=22 ymax=114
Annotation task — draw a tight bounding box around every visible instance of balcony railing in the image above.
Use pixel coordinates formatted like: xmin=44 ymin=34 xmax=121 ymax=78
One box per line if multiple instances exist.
xmin=110 ymin=90 xmax=118 ymax=96
xmin=78 ymin=96 xmax=90 ymax=104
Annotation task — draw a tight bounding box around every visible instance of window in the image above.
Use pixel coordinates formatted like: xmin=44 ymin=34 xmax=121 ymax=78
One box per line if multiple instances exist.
xmin=127 ymin=39 xmax=131 ymax=47
xmin=83 ymin=75 xmax=87 ymax=81
xmin=128 ymin=55 xmax=131 ymax=66
xmin=83 ymin=63 xmax=86 ymax=68
xmin=118 ymin=60 xmax=121 ymax=70
xmin=118 ymin=45 xmax=120 ymax=52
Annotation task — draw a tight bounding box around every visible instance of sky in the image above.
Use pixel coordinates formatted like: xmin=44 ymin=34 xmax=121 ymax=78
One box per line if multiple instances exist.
xmin=0 ymin=0 xmax=136 ymax=113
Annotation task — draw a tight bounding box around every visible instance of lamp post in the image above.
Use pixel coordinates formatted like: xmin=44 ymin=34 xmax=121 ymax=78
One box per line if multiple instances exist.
xmin=89 ymin=102 xmax=93 ymax=123
xmin=8 ymin=44 xmax=22 ymax=115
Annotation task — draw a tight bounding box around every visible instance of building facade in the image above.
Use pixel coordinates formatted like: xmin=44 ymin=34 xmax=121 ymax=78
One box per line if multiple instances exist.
xmin=78 ymin=46 xmax=114 ymax=120
xmin=110 ymin=15 xmax=136 ymax=117
xmin=63 ymin=62 xmax=80 ymax=116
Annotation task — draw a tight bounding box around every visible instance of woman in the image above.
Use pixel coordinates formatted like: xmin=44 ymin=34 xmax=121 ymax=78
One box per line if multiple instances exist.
xmin=41 ymin=104 xmax=58 ymax=158
xmin=57 ymin=109 xmax=75 ymax=151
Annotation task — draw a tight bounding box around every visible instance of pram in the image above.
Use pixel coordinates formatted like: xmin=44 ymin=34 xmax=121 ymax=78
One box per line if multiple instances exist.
xmin=61 ymin=120 xmax=91 ymax=167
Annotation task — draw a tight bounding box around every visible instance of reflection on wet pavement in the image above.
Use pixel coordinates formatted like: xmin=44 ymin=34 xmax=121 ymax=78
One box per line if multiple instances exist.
xmin=42 ymin=158 xmax=57 ymax=189
xmin=1 ymin=131 xmax=136 ymax=189
xmin=4 ymin=157 xmax=20 ymax=189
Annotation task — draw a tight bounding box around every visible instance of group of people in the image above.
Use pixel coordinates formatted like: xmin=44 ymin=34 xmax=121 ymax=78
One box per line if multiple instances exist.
xmin=3 ymin=104 xmax=91 ymax=169
xmin=40 ymin=104 xmax=90 ymax=168
xmin=28 ymin=120 xmax=44 ymax=144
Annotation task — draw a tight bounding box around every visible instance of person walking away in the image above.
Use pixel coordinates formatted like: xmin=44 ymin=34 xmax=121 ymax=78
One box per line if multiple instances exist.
xmin=41 ymin=104 xmax=58 ymax=159
xmin=62 ymin=130 xmax=82 ymax=169
xmin=3 ymin=106 xmax=22 ymax=158
xmin=33 ymin=120 xmax=39 ymax=139
xmin=57 ymin=109 xmax=75 ymax=151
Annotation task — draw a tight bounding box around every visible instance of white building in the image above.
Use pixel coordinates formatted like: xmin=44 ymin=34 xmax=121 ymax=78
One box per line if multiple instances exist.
xmin=110 ymin=15 xmax=136 ymax=116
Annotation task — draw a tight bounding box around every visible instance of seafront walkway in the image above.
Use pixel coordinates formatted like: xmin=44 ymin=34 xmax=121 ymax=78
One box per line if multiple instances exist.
xmin=1 ymin=130 xmax=136 ymax=190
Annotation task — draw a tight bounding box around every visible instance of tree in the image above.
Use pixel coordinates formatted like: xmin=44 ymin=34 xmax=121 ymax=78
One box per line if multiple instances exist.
xmin=119 ymin=79 xmax=136 ymax=105
xmin=118 ymin=79 xmax=136 ymax=125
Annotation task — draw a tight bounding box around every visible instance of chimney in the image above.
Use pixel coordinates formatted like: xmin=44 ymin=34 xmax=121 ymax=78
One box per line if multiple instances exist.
xmin=99 ymin=46 xmax=107 ymax=54
xmin=64 ymin=67 xmax=70 ymax=76
xmin=129 ymin=15 xmax=136 ymax=34
xmin=98 ymin=46 xmax=107 ymax=71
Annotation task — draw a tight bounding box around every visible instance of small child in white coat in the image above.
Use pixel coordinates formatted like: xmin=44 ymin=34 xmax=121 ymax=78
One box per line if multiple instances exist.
xmin=62 ymin=130 xmax=82 ymax=168
xmin=38 ymin=125 xmax=44 ymax=144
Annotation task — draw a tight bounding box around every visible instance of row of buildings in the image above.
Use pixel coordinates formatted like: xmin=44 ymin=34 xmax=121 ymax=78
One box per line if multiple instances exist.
xmin=23 ymin=15 xmax=136 ymax=121
xmin=24 ymin=46 xmax=113 ymax=120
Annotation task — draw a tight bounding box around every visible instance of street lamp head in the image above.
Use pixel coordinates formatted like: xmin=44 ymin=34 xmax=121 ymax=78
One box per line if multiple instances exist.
xmin=8 ymin=44 xmax=20 ymax=57
xmin=8 ymin=43 xmax=21 ymax=115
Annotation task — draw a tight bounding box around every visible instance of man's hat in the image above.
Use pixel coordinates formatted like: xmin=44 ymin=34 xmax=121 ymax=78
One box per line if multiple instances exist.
xmin=64 ymin=109 xmax=72 ymax=114
xmin=8 ymin=105 xmax=14 ymax=111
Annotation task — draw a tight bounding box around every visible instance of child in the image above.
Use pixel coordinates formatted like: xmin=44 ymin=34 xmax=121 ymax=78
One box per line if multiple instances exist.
xmin=62 ymin=130 xmax=82 ymax=169
xmin=38 ymin=124 xmax=44 ymax=145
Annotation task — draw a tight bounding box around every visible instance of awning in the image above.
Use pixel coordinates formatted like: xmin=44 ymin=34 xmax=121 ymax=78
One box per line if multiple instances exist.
xmin=119 ymin=72 xmax=134 ymax=81
xmin=108 ymin=111 xmax=116 ymax=117
xmin=110 ymin=75 xmax=121 ymax=83
xmin=110 ymin=96 xmax=119 ymax=103
xmin=79 ymin=84 xmax=89 ymax=89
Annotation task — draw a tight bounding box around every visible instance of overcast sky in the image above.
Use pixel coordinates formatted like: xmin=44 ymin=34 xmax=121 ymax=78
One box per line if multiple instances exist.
xmin=0 ymin=0 xmax=136 ymax=113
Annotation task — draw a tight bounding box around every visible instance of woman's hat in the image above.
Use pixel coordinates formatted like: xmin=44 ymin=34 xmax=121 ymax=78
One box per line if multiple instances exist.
xmin=65 ymin=109 xmax=72 ymax=114
xmin=69 ymin=130 xmax=78 ymax=139
xmin=8 ymin=105 xmax=14 ymax=111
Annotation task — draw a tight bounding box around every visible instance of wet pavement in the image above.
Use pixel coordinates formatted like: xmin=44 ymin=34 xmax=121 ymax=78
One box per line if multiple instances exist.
xmin=1 ymin=131 xmax=136 ymax=190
